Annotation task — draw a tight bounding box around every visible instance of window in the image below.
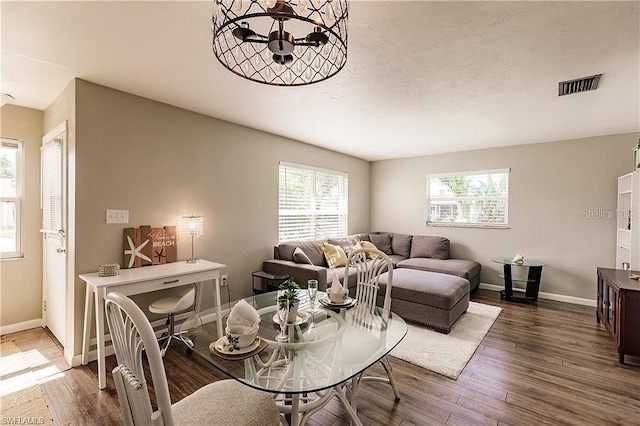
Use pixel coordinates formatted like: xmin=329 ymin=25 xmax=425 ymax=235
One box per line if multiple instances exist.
xmin=1 ymin=139 xmax=23 ymax=258
xmin=279 ymin=162 xmax=348 ymax=242
xmin=426 ymin=169 xmax=510 ymax=228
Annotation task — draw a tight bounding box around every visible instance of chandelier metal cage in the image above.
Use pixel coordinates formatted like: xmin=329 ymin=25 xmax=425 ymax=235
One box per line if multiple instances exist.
xmin=212 ymin=0 xmax=348 ymax=86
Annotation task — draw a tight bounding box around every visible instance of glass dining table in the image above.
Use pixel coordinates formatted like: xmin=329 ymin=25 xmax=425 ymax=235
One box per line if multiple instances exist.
xmin=182 ymin=291 xmax=407 ymax=426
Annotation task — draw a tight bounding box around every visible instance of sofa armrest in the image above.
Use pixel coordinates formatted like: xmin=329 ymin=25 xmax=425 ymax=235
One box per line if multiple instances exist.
xmin=262 ymin=260 xmax=329 ymax=290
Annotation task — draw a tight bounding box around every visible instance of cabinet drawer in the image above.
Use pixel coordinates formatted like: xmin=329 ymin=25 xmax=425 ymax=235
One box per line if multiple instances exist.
xmin=109 ymin=270 xmax=220 ymax=296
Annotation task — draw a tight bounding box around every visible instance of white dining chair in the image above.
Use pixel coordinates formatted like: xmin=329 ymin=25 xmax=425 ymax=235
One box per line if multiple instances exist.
xmin=342 ymin=247 xmax=400 ymax=405
xmin=148 ymin=286 xmax=196 ymax=357
xmin=105 ymin=292 xmax=281 ymax=426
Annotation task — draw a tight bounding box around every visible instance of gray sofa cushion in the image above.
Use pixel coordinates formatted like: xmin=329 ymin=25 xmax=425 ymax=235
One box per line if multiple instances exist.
xmin=379 ymin=269 xmax=469 ymax=310
xmin=293 ymin=247 xmax=313 ymax=264
xmin=410 ymin=236 xmax=450 ymax=260
xmin=277 ymin=241 xmax=326 ymax=266
xmin=397 ymin=258 xmax=480 ymax=281
xmin=263 ymin=260 xmax=329 ymax=289
xmin=390 ymin=233 xmax=413 ymax=258
xmin=388 ymin=254 xmax=408 ymax=267
xmin=369 ymin=234 xmax=392 ymax=255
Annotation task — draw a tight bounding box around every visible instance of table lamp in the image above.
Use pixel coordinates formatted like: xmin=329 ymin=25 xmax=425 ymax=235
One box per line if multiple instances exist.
xmin=182 ymin=215 xmax=204 ymax=264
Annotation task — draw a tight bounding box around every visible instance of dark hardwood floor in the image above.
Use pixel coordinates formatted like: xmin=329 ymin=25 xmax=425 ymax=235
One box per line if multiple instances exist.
xmin=2 ymin=289 xmax=639 ymax=425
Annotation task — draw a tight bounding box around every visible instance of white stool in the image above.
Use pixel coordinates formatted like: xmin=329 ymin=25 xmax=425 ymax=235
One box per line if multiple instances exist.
xmin=149 ymin=286 xmax=196 ymax=357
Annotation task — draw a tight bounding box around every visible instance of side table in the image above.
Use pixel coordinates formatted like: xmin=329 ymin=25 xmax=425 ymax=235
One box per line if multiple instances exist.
xmin=252 ymin=271 xmax=289 ymax=295
xmin=492 ymin=258 xmax=544 ymax=303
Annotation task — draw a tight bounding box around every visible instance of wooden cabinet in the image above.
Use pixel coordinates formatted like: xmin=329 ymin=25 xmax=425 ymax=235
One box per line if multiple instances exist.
xmin=616 ymin=172 xmax=640 ymax=269
xmin=596 ymin=268 xmax=640 ymax=363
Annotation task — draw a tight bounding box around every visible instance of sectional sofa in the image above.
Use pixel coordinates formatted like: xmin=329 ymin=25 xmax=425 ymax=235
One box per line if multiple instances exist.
xmin=262 ymin=232 xmax=481 ymax=292
xmin=262 ymin=232 xmax=480 ymax=331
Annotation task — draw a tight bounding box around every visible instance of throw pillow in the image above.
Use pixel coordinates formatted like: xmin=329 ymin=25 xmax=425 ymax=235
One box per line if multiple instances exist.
xmin=343 ymin=242 xmax=363 ymax=256
xmin=369 ymin=233 xmax=392 ymax=255
xmin=328 ymin=236 xmax=361 ymax=250
xmin=293 ymin=247 xmax=313 ymax=265
xmin=323 ymin=242 xmax=348 ymax=269
xmin=390 ymin=233 xmax=413 ymax=258
xmin=360 ymin=240 xmax=379 ymax=259
xmin=343 ymin=242 xmax=363 ymax=265
xmin=409 ymin=236 xmax=450 ymax=260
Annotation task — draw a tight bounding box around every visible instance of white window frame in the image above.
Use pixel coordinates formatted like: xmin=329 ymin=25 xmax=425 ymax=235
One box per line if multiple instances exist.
xmin=1 ymin=139 xmax=24 ymax=259
xmin=279 ymin=162 xmax=348 ymax=243
xmin=426 ymin=168 xmax=510 ymax=229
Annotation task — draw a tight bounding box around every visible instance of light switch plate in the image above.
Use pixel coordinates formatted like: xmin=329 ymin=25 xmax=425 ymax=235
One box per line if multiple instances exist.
xmin=106 ymin=209 xmax=129 ymax=224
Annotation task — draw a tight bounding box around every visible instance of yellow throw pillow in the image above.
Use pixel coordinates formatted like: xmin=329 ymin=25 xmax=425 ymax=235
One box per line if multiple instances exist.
xmin=323 ymin=242 xmax=347 ymax=268
xmin=343 ymin=242 xmax=363 ymax=257
xmin=361 ymin=241 xmax=379 ymax=258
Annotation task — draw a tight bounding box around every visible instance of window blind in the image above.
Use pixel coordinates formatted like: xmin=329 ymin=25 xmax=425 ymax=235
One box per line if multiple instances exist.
xmin=279 ymin=163 xmax=348 ymax=242
xmin=41 ymin=140 xmax=63 ymax=233
xmin=1 ymin=139 xmax=23 ymax=257
xmin=426 ymin=169 xmax=510 ymax=228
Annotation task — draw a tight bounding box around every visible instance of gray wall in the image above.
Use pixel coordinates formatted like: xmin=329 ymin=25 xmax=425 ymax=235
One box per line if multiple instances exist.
xmin=69 ymin=79 xmax=370 ymax=353
xmin=371 ymin=133 xmax=638 ymax=301
xmin=0 ymin=105 xmax=44 ymax=328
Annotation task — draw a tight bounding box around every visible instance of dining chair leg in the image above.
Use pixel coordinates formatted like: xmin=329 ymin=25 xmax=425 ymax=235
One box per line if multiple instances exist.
xmin=380 ymin=356 xmax=400 ymax=400
xmin=332 ymin=386 xmax=363 ymax=426
xmin=348 ymin=374 xmax=362 ymax=414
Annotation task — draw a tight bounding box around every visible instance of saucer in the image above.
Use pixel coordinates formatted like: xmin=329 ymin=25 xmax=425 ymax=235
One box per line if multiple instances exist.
xmin=319 ymin=296 xmax=356 ymax=308
xmin=272 ymin=311 xmax=311 ymax=325
xmin=212 ymin=336 xmax=260 ymax=355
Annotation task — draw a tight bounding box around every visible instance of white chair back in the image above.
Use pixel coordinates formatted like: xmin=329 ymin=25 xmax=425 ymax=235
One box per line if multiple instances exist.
xmin=105 ymin=292 xmax=174 ymax=426
xmin=344 ymin=248 xmax=393 ymax=313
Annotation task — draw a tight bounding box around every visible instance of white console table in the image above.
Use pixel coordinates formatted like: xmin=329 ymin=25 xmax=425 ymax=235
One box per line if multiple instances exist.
xmin=80 ymin=260 xmax=226 ymax=389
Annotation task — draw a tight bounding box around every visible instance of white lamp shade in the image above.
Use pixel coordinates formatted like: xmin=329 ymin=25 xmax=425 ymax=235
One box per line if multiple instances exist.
xmin=181 ymin=216 xmax=204 ymax=237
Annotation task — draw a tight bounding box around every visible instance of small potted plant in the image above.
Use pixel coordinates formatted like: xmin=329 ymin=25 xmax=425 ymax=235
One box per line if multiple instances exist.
xmin=278 ymin=278 xmax=300 ymax=323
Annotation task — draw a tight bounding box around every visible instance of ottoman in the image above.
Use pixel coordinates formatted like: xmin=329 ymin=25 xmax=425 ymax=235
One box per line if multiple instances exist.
xmin=378 ymin=268 xmax=470 ymax=333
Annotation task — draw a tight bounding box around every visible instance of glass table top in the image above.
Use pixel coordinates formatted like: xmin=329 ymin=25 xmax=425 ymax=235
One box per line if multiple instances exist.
xmin=182 ymin=291 xmax=407 ymax=395
xmin=492 ymin=258 xmax=545 ymax=267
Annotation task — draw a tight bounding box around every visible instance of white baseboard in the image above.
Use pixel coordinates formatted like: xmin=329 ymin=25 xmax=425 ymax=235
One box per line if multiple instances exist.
xmin=78 ymin=345 xmax=115 ymax=365
xmin=478 ymin=283 xmax=596 ymax=307
xmin=0 ymin=318 xmax=43 ymax=336
xmin=64 ymin=347 xmax=77 ymax=367
xmin=70 ymin=354 xmax=82 ymax=367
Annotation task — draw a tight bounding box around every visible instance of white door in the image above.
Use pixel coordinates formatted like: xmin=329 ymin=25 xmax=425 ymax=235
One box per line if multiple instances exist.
xmin=41 ymin=122 xmax=67 ymax=346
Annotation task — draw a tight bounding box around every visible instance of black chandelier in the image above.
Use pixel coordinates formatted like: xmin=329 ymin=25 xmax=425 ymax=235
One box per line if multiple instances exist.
xmin=212 ymin=0 xmax=348 ymax=86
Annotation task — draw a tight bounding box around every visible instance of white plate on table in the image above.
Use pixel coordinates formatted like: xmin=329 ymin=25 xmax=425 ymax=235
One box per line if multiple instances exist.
xmin=212 ymin=336 xmax=260 ymax=355
xmin=318 ymin=296 xmax=357 ymax=308
xmin=272 ymin=311 xmax=311 ymax=325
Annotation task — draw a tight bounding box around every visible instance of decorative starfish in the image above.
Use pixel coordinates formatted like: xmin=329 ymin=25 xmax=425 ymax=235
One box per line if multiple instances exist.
xmin=154 ymin=249 xmax=166 ymax=263
xmin=124 ymin=236 xmax=152 ymax=268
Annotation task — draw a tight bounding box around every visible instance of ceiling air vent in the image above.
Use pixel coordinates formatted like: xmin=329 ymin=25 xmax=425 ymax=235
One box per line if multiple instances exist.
xmin=558 ymin=74 xmax=602 ymax=96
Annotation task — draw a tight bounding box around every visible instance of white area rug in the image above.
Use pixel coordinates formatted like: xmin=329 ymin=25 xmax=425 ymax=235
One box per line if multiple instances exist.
xmin=0 ymin=341 xmax=54 ymax=425
xmin=390 ymin=301 xmax=502 ymax=380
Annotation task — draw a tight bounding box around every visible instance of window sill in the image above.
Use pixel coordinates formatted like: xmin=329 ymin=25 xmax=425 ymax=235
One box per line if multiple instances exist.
xmin=426 ymin=222 xmax=509 ymax=230
xmin=1 ymin=254 xmax=25 ymax=261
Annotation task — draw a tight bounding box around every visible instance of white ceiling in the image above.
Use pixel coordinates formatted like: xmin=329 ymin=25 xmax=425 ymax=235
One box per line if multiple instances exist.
xmin=2 ymin=1 xmax=639 ymax=161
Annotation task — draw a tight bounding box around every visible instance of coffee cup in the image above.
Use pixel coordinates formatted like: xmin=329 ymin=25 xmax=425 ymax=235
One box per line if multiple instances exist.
xmin=328 ymin=289 xmax=347 ymax=304
xmin=225 ymin=325 xmax=259 ymax=349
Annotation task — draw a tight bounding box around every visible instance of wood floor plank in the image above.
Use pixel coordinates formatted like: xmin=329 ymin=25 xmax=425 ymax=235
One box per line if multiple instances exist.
xmin=4 ymin=289 xmax=640 ymax=425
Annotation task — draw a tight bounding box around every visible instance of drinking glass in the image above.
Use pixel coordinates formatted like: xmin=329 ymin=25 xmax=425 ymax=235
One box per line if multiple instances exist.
xmin=276 ymin=298 xmax=290 ymax=342
xmin=307 ymin=279 xmax=318 ymax=314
